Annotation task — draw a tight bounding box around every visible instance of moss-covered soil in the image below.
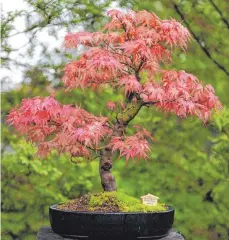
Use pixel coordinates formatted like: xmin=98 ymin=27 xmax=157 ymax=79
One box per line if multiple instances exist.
xmin=57 ymin=192 xmax=168 ymax=212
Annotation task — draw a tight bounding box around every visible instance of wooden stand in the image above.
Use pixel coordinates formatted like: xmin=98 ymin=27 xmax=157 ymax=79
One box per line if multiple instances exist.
xmin=37 ymin=227 xmax=185 ymax=240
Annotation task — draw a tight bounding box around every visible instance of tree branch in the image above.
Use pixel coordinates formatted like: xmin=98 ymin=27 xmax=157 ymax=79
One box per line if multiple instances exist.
xmin=172 ymin=2 xmax=229 ymax=77
xmin=142 ymin=101 xmax=159 ymax=106
xmin=208 ymin=0 xmax=229 ymax=29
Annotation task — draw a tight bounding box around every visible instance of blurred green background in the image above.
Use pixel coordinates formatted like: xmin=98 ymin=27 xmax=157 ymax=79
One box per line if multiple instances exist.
xmin=1 ymin=0 xmax=229 ymax=239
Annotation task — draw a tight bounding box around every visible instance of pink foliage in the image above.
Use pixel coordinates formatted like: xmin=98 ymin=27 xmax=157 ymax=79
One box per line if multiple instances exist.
xmin=161 ymin=70 xmax=221 ymax=122
xmin=159 ymin=19 xmax=191 ymax=49
xmin=86 ymin=49 xmax=123 ymax=74
xmin=63 ymin=9 xmax=191 ymax=91
xmin=119 ymin=40 xmax=150 ymax=59
xmin=136 ymin=10 xmax=159 ymax=27
xmin=106 ymin=102 xmax=116 ymax=110
xmin=141 ymin=70 xmax=221 ymax=122
xmin=7 ymin=96 xmax=111 ymax=157
xmin=7 ymin=9 xmax=222 ymax=164
xmin=71 ymin=121 xmax=112 ymax=148
xmin=141 ymin=82 xmax=165 ymax=103
xmin=105 ymin=9 xmax=136 ymax=32
xmin=109 ymin=127 xmax=153 ymax=164
xmin=118 ymin=75 xmax=142 ymax=96
xmin=62 ymin=48 xmax=123 ymax=89
xmin=63 ymin=32 xmax=103 ymax=48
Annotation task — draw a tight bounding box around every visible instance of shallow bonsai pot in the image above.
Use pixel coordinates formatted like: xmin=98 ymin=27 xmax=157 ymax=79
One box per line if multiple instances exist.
xmin=49 ymin=204 xmax=174 ymax=240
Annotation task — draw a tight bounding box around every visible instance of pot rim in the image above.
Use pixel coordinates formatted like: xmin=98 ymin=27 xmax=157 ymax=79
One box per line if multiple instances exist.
xmin=50 ymin=204 xmax=174 ymax=215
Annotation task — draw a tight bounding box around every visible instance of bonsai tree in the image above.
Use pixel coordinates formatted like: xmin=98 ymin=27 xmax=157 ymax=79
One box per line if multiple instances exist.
xmin=7 ymin=9 xmax=221 ymax=192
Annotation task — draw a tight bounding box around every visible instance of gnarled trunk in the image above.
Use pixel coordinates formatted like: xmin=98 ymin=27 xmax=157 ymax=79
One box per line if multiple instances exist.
xmin=99 ymin=147 xmax=117 ymax=191
xmin=99 ymin=101 xmax=143 ymax=191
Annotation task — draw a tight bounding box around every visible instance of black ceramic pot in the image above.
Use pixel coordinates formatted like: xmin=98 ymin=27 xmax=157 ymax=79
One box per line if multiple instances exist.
xmin=49 ymin=205 xmax=174 ymax=240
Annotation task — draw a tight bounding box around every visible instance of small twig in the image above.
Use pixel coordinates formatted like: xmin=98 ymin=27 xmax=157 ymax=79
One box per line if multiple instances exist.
xmin=136 ymin=59 xmax=145 ymax=73
xmin=102 ymin=40 xmax=130 ymax=58
xmin=88 ymin=155 xmax=100 ymax=161
xmin=208 ymin=0 xmax=229 ymax=29
xmin=94 ymin=99 xmax=119 ymax=115
xmin=142 ymin=101 xmax=160 ymax=106
xmin=172 ymin=2 xmax=229 ymax=77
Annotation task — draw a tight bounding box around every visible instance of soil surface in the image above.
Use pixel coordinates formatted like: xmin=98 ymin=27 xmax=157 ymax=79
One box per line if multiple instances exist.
xmin=56 ymin=192 xmax=167 ymax=212
xmin=57 ymin=194 xmax=120 ymax=212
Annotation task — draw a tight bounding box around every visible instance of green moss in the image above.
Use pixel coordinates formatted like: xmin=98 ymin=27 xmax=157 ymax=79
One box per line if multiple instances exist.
xmin=117 ymin=102 xmax=142 ymax=124
xmin=88 ymin=192 xmax=167 ymax=212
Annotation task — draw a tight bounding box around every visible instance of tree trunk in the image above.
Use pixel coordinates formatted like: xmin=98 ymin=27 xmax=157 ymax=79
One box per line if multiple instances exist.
xmin=99 ymin=101 xmax=143 ymax=191
xmin=99 ymin=147 xmax=117 ymax=191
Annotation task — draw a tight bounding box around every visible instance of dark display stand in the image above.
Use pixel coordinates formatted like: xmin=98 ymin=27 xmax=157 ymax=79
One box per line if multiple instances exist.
xmin=37 ymin=227 xmax=185 ymax=240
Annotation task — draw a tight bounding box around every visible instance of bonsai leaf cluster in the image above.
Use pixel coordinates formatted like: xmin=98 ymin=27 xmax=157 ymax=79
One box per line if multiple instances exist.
xmin=7 ymin=9 xmax=221 ymax=192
